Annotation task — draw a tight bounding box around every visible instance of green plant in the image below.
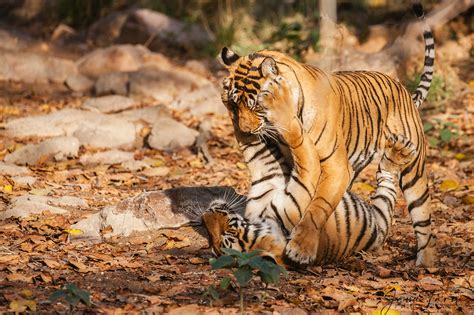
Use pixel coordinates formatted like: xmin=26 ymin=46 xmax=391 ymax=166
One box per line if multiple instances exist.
xmin=423 ymin=119 xmax=460 ymax=148
xmin=205 ymin=248 xmax=287 ymax=312
xmin=49 ymin=283 xmax=91 ymax=311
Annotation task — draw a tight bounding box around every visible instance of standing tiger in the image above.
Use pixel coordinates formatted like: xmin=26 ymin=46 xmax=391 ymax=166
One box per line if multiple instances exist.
xmin=214 ymin=3 xmax=435 ymax=267
xmin=203 ymin=134 xmax=417 ymax=266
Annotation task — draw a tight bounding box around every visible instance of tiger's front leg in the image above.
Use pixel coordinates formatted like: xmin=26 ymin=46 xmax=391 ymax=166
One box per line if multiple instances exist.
xmin=257 ymin=75 xmax=320 ymax=232
xmin=284 ymin=141 xmax=351 ymax=267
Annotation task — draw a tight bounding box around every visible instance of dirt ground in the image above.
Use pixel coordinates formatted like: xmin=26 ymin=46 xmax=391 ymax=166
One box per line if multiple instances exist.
xmin=0 ymin=81 xmax=472 ymax=314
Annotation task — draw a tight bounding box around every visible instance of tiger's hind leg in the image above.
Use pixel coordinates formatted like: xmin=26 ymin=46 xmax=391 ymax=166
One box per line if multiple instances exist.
xmin=398 ymin=137 xmax=436 ymax=267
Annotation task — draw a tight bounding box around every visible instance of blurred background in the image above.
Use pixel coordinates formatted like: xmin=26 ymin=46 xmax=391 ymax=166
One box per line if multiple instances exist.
xmin=0 ymin=1 xmax=472 ymax=313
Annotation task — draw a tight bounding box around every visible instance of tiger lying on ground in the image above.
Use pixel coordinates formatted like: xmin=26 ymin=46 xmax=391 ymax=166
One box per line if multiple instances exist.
xmin=216 ymin=3 xmax=435 ymax=267
xmin=202 ymin=134 xmax=417 ymax=266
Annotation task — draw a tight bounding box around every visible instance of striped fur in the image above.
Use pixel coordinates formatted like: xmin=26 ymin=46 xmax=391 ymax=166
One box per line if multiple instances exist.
xmin=218 ymin=3 xmax=436 ymax=267
xmin=202 ymin=135 xmax=416 ymax=266
xmin=412 ymin=2 xmax=435 ymax=108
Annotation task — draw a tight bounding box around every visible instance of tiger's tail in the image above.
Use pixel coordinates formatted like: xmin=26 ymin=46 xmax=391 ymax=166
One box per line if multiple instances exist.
xmin=411 ymin=2 xmax=435 ymax=109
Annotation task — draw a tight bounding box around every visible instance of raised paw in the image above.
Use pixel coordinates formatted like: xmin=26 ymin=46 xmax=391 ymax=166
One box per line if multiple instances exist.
xmin=258 ymin=76 xmax=295 ymax=126
xmin=283 ymin=219 xmax=320 ymax=268
xmin=258 ymin=75 xmax=302 ymax=143
xmin=382 ymin=134 xmax=417 ymax=172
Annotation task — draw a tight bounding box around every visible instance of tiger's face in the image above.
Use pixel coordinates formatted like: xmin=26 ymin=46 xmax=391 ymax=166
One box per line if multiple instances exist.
xmin=201 ymin=199 xmax=286 ymax=265
xmin=220 ymin=47 xmax=280 ymax=135
xmin=201 ymin=199 xmax=246 ymax=256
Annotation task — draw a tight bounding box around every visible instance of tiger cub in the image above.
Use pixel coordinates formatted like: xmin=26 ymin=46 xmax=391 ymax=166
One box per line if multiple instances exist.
xmin=218 ymin=3 xmax=435 ymax=267
xmin=202 ymin=135 xmax=416 ymax=266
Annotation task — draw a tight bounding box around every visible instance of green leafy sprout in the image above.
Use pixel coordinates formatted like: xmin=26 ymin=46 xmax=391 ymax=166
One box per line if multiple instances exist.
xmin=49 ymin=283 xmax=91 ymax=311
xmin=423 ymin=119 xmax=460 ymax=148
xmin=205 ymin=248 xmax=287 ymax=312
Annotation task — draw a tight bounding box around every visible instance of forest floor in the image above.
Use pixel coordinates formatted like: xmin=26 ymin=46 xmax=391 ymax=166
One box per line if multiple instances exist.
xmin=0 ymin=83 xmax=473 ymax=314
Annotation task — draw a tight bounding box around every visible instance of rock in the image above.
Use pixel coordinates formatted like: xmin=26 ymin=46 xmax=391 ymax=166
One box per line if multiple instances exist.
xmin=94 ymin=72 xmax=129 ymax=96
xmin=79 ymin=149 xmax=134 ymax=165
xmin=0 ymin=49 xmax=77 ymax=84
xmin=71 ymin=186 xmax=244 ymax=240
xmin=122 ymin=159 xmax=149 ymax=171
xmin=82 ymin=95 xmax=136 ymax=114
xmin=73 ymin=121 xmax=136 ymax=149
xmin=170 ymin=84 xmax=226 ymax=115
xmin=148 ymin=117 xmax=198 ymax=151
xmin=65 ymin=74 xmax=94 ymax=92
xmin=12 ymin=176 xmax=36 ymax=188
xmin=184 ymin=60 xmax=211 ymax=78
xmin=141 ymin=166 xmax=169 ymax=177
xmin=0 ymin=194 xmax=89 ymax=220
xmin=119 ymin=9 xmax=214 ymax=51
xmin=113 ymin=105 xmax=170 ymax=124
xmin=88 ymin=11 xmax=129 ymax=46
xmin=77 ymin=44 xmax=150 ymax=78
xmin=4 ymin=136 xmax=80 ymax=166
xmin=128 ymin=66 xmax=212 ymax=104
xmin=0 ymin=162 xmax=30 ymax=176
xmin=2 ymin=109 xmax=138 ymax=149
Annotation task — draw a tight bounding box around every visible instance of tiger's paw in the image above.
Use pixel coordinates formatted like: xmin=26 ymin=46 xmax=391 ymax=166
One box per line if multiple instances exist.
xmin=258 ymin=75 xmax=298 ymax=135
xmin=416 ymin=234 xmax=437 ymax=267
xmin=382 ymin=134 xmax=417 ymax=172
xmin=282 ymin=220 xmax=320 ymax=268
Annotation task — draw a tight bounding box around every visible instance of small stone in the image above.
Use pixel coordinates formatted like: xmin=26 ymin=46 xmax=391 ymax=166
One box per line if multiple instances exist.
xmin=141 ymin=166 xmax=170 ymax=177
xmin=376 ymin=265 xmax=392 ymax=278
xmin=82 ymin=95 xmax=136 ymax=114
xmin=122 ymin=159 xmax=149 ymax=171
xmin=0 ymin=195 xmax=68 ymax=219
xmin=0 ymin=162 xmax=31 ymax=176
xmin=4 ymin=136 xmax=80 ymax=166
xmin=148 ymin=117 xmax=198 ymax=151
xmin=12 ymin=176 xmax=36 ymax=188
xmin=79 ymin=149 xmax=134 ymax=165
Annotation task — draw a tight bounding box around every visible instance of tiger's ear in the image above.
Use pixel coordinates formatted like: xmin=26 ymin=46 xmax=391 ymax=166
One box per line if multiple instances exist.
xmin=261 ymin=57 xmax=278 ymax=77
xmin=220 ymin=47 xmax=240 ymax=67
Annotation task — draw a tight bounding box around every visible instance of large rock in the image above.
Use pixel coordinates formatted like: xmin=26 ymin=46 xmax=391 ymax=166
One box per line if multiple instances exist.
xmin=0 ymin=49 xmax=77 ymax=84
xmin=119 ymin=9 xmax=214 ymax=51
xmin=71 ymin=186 xmax=244 ymax=240
xmin=128 ymin=66 xmax=213 ymax=104
xmin=1 ymin=195 xmax=88 ymax=220
xmin=170 ymin=84 xmax=226 ymax=115
xmin=94 ymin=72 xmax=129 ymax=96
xmin=65 ymin=74 xmax=94 ymax=92
xmin=2 ymin=109 xmax=138 ymax=149
xmin=4 ymin=136 xmax=80 ymax=166
xmin=148 ymin=117 xmax=198 ymax=151
xmin=82 ymin=95 xmax=136 ymax=114
xmin=76 ymin=44 xmax=169 ymax=78
xmin=113 ymin=105 xmax=170 ymax=125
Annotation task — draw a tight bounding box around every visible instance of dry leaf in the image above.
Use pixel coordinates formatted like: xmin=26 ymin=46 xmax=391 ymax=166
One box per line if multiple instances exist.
xmin=439 ymin=179 xmax=459 ymax=192
xmin=7 ymin=273 xmax=33 ymax=283
xmin=236 ymin=162 xmax=246 ymax=170
xmin=0 ymin=255 xmax=20 ymax=264
xmin=10 ymin=300 xmax=36 ymax=312
xmin=65 ymin=228 xmax=84 ymax=236
xmin=352 ymin=182 xmax=375 ymax=193
xmin=43 ymin=259 xmax=62 ymax=269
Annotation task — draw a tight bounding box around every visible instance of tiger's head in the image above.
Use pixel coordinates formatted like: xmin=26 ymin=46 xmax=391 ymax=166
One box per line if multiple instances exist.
xmin=201 ymin=199 xmax=286 ymax=265
xmin=219 ymin=47 xmax=285 ymax=136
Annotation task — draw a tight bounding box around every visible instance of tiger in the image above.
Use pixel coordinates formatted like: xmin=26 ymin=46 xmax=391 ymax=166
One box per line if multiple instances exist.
xmin=217 ymin=3 xmax=436 ymax=267
xmin=202 ymin=134 xmax=417 ymax=266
